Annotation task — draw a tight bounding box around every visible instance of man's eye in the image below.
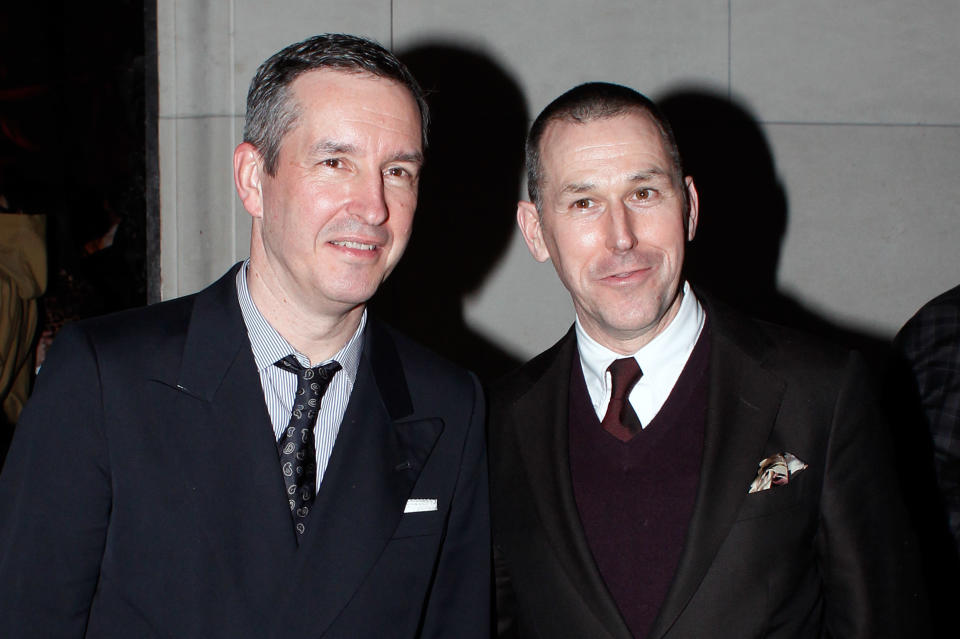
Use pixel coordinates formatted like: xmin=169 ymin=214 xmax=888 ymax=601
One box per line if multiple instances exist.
xmin=634 ymin=188 xmax=654 ymax=200
xmin=573 ymin=199 xmax=592 ymax=209
xmin=321 ymin=158 xmax=343 ymax=168
xmin=386 ymin=166 xmax=408 ymax=177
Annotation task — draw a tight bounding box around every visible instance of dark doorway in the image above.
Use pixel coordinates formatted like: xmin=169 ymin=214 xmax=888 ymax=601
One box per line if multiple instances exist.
xmin=0 ymin=1 xmax=155 ymax=338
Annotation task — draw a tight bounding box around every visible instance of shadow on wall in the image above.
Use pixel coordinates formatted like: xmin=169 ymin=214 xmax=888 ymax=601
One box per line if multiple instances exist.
xmin=371 ymin=44 xmax=527 ymax=383
xmin=658 ymin=88 xmax=888 ymax=359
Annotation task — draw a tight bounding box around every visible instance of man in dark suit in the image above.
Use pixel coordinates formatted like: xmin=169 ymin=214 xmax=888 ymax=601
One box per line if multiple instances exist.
xmin=489 ymin=82 xmax=926 ymax=638
xmin=0 ymin=34 xmax=488 ymax=638
xmin=897 ymin=284 xmax=960 ymax=553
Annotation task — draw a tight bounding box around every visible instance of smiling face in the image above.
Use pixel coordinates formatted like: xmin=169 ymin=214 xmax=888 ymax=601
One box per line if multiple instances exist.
xmin=517 ymin=111 xmax=699 ymax=353
xmin=236 ymin=69 xmax=423 ymax=323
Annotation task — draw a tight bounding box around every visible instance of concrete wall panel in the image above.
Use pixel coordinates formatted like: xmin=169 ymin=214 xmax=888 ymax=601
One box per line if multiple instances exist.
xmin=732 ymin=0 xmax=960 ymax=124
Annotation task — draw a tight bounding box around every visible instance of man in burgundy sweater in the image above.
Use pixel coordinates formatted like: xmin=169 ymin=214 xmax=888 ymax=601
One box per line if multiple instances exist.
xmin=488 ymin=82 xmax=927 ymax=638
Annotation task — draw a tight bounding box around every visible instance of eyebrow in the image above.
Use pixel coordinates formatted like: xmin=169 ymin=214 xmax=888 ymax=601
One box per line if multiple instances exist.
xmin=308 ymin=140 xmax=423 ymax=166
xmin=389 ymin=150 xmax=425 ymax=166
xmin=560 ymin=181 xmax=595 ymax=196
xmin=309 ymin=140 xmax=358 ymax=156
xmin=628 ymin=168 xmax=671 ymax=182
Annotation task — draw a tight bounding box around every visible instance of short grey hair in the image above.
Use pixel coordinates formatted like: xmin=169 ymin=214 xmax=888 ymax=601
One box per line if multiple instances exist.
xmin=243 ymin=33 xmax=429 ymax=176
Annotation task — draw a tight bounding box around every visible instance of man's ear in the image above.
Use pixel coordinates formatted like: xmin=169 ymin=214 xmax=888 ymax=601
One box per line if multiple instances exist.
xmin=517 ymin=200 xmax=550 ymax=263
xmin=684 ymin=176 xmax=700 ymax=242
xmin=234 ymin=142 xmax=265 ymax=219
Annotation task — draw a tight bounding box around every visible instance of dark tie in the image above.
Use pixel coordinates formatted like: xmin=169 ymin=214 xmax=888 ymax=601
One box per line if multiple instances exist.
xmin=601 ymin=357 xmax=643 ymax=442
xmin=274 ymin=355 xmax=342 ymax=540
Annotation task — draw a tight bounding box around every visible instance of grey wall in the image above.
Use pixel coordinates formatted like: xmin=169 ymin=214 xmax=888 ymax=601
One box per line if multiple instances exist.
xmin=157 ymin=0 xmax=960 ymax=363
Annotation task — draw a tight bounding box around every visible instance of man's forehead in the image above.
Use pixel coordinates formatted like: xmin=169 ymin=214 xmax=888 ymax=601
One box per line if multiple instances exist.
xmin=541 ymin=111 xmax=662 ymax=151
xmin=539 ymin=112 xmax=671 ymax=180
xmin=283 ymin=69 xmax=422 ymax=149
xmin=289 ymin=68 xmax=408 ymax=109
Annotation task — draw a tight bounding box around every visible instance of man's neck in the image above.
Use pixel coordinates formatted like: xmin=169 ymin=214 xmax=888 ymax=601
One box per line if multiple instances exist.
xmin=246 ymin=266 xmax=363 ymax=365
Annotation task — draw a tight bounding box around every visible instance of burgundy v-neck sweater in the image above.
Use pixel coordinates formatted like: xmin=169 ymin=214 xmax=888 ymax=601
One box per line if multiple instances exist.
xmin=569 ymin=331 xmax=710 ymax=638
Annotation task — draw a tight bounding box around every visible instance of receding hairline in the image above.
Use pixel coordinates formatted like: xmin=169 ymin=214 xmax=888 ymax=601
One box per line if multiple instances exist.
xmin=536 ymin=105 xmax=672 ymax=159
xmin=287 ymin=68 xmax=425 ymax=132
xmin=534 ymin=108 xmax=680 ymax=190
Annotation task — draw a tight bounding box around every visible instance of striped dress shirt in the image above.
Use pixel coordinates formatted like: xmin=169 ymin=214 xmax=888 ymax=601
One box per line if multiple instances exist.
xmin=235 ymin=261 xmax=364 ymax=493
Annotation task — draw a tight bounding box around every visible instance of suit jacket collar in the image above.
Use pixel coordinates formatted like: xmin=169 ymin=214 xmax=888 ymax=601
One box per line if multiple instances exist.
xmin=176 ymin=265 xmax=414 ymax=417
xmin=177 ymin=262 xmax=249 ymax=401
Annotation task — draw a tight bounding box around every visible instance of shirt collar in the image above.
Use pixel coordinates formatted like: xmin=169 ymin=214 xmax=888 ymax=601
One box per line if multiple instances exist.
xmin=576 ymin=281 xmax=704 ymax=405
xmin=235 ymin=259 xmax=364 ymax=384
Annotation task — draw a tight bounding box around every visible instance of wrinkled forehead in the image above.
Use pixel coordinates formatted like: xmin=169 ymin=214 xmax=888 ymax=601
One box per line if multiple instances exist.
xmin=285 ymin=69 xmax=423 ymax=144
xmin=539 ymin=112 xmax=674 ymax=183
xmin=291 ymin=69 xmax=418 ymax=117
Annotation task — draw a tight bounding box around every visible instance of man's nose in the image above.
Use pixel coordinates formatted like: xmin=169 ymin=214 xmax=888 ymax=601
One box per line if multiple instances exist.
xmin=607 ymin=201 xmax=638 ymax=252
xmin=349 ymin=172 xmax=389 ymax=225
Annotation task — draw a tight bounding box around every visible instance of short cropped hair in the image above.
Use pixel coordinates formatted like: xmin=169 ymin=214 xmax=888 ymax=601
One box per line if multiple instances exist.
xmin=525 ymin=82 xmax=684 ymax=211
xmin=243 ymin=33 xmax=429 ymax=176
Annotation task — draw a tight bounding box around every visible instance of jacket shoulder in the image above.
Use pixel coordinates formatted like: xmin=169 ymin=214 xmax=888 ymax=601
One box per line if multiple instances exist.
xmin=487 ymin=328 xmax=575 ymax=406
xmin=369 ymin=318 xmax=480 ymax=401
xmin=66 ymin=265 xmax=241 ymax=354
xmin=706 ymin=297 xmax=859 ymax=379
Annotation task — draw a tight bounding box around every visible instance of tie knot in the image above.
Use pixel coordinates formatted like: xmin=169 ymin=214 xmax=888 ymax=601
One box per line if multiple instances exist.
xmin=275 ymin=355 xmax=342 ymax=382
xmin=607 ymin=357 xmax=642 ymax=400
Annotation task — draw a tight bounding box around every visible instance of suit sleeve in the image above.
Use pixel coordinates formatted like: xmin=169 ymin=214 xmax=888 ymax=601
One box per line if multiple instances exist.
xmin=0 ymin=323 xmax=112 ymax=637
xmin=418 ymin=373 xmax=491 ymax=639
xmin=817 ymin=352 xmax=929 ymax=637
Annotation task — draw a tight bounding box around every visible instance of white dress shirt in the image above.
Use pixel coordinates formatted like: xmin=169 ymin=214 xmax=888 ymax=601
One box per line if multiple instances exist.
xmin=576 ymin=281 xmax=706 ymax=427
xmin=236 ymin=261 xmax=364 ymax=492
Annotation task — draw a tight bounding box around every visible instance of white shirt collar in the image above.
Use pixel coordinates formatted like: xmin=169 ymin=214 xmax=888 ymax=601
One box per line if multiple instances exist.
xmin=576 ymin=281 xmax=705 ymax=426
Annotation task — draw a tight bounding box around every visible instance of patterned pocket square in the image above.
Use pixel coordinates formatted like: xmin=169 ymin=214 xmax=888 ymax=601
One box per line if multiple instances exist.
xmin=748 ymin=452 xmax=808 ymax=493
xmin=404 ymin=498 xmax=438 ymax=513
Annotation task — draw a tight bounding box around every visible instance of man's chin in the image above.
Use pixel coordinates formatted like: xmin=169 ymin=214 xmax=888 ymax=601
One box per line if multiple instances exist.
xmin=321 ymin=282 xmax=382 ymax=312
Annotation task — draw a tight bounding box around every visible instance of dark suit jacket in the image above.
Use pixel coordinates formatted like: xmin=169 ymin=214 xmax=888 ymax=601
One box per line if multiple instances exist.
xmin=896 ymin=284 xmax=960 ymax=549
xmin=0 ymin=265 xmax=489 ymax=638
xmin=489 ymin=298 xmax=927 ymax=638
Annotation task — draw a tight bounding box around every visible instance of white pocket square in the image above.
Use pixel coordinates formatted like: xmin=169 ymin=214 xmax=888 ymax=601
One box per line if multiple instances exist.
xmin=404 ymin=498 xmax=437 ymax=513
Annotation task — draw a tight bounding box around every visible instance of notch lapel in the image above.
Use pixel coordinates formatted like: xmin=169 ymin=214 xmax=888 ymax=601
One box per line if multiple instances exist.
xmin=150 ymin=266 xmax=295 ymax=632
xmin=279 ymin=320 xmax=443 ymax=638
xmin=511 ymin=330 xmax=632 ymax=639
xmin=648 ymin=318 xmax=786 ymax=639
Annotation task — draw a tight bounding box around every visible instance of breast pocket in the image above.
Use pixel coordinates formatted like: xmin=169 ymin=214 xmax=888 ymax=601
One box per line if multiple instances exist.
xmin=391 ymin=508 xmax=445 ymax=539
xmin=735 ymin=473 xmax=808 ymax=522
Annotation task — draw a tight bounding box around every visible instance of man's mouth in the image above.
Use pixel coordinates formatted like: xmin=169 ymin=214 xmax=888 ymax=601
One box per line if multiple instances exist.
xmin=330 ymin=240 xmax=378 ymax=251
xmin=606 ymin=266 xmax=648 ymax=279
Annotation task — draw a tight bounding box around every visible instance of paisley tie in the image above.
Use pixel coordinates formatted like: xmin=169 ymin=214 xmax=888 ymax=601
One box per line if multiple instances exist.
xmin=274 ymin=356 xmax=341 ymax=540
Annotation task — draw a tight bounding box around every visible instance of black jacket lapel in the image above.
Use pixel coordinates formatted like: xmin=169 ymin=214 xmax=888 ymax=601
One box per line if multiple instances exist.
xmin=511 ymin=329 xmax=632 ymax=639
xmin=152 ymin=265 xmax=295 ymax=631
xmin=648 ymin=304 xmax=786 ymax=638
